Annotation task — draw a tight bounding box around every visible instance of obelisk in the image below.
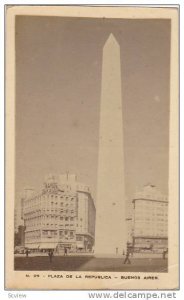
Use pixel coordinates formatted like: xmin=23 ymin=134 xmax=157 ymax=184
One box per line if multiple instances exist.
xmin=95 ymin=33 xmax=126 ymax=256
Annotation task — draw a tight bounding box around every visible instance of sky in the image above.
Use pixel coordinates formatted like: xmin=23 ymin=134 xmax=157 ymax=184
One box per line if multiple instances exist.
xmin=15 ymin=16 xmax=171 ymax=205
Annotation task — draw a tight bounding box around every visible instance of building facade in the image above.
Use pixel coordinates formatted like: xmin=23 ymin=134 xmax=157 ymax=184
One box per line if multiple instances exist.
xmin=132 ymin=185 xmax=168 ymax=254
xmin=125 ymin=197 xmax=133 ymax=244
xmin=23 ymin=174 xmax=95 ymax=252
xmin=14 ymin=205 xmax=24 ymax=231
xmin=14 ymin=209 xmax=18 ymax=233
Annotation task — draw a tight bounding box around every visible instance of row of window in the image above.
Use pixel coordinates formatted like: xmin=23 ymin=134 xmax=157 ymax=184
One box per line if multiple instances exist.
xmin=25 ymin=211 xmax=76 ymax=219
xmin=135 ymin=232 xmax=167 ymax=237
xmin=42 ymin=230 xmax=75 ymax=236
xmin=42 ymin=223 xmax=75 ymax=227
xmin=45 ymin=195 xmax=75 ymax=200
xmin=26 ymin=215 xmax=81 ymax=221
xmin=135 ymin=213 xmax=168 ymax=217
xmin=42 ymin=209 xmax=75 ymax=214
xmin=135 ymin=217 xmax=167 ymax=221
xmin=41 ymin=216 xmax=75 ymax=220
xmin=25 ymin=231 xmax=41 ymax=241
xmin=26 ymin=219 xmax=83 ymax=228
xmin=42 ymin=230 xmax=57 ymax=236
xmin=24 ymin=193 xmax=76 ymax=208
xmin=135 ymin=224 xmax=167 ymax=229
xmin=24 ymin=202 xmax=75 ymax=210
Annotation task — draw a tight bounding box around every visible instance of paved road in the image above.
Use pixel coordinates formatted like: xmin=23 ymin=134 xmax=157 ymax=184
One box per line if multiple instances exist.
xmin=14 ymin=256 xmax=168 ymax=272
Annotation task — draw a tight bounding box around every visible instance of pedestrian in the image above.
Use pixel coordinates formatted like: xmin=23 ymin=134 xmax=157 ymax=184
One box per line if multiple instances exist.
xmin=123 ymin=250 xmax=131 ymax=264
xmin=25 ymin=249 xmax=29 ymax=257
xmin=162 ymin=248 xmax=168 ymax=260
xmin=64 ymin=247 xmax=67 ymax=256
xmin=48 ymin=249 xmax=53 ymax=263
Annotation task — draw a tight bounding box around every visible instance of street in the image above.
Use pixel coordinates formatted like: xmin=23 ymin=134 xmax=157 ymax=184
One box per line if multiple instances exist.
xmin=14 ymin=256 xmax=168 ymax=272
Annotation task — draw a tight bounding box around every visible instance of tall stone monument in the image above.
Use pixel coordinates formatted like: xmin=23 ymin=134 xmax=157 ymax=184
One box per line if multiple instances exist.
xmin=95 ymin=33 xmax=126 ymax=256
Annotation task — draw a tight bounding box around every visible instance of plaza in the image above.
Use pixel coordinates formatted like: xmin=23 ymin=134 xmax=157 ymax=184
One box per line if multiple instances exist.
xmin=14 ymin=255 xmax=168 ymax=272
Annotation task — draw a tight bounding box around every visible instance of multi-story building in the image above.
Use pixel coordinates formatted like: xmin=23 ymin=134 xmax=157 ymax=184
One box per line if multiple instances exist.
xmin=14 ymin=209 xmax=18 ymax=233
xmin=23 ymin=174 xmax=96 ymax=252
xmin=125 ymin=197 xmax=133 ymax=244
xmin=14 ymin=206 xmax=24 ymax=232
xmin=132 ymin=184 xmax=168 ymax=254
xmin=14 ymin=206 xmax=25 ymax=246
xmin=126 ymin=216 xmax=133 ymax=244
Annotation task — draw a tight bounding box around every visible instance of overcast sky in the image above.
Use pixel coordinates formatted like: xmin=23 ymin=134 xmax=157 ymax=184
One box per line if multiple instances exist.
xmin=15 ymin=16 xmax=170 ymax=205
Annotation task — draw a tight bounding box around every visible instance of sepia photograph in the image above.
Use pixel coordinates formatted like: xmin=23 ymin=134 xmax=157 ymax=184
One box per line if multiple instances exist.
xmin=5 ymin=5 xmax=179 ymax=290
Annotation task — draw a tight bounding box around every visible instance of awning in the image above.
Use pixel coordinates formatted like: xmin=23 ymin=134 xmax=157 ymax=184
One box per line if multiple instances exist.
xmin=39 ymin=243 xmax=58 ymax=249
xmin=26 ymin=244 xmax=40 ymax=249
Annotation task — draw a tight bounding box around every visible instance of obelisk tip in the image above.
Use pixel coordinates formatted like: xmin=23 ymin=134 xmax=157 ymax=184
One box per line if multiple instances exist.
xmin=104 ymin=33 xmax=119 ymax=47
